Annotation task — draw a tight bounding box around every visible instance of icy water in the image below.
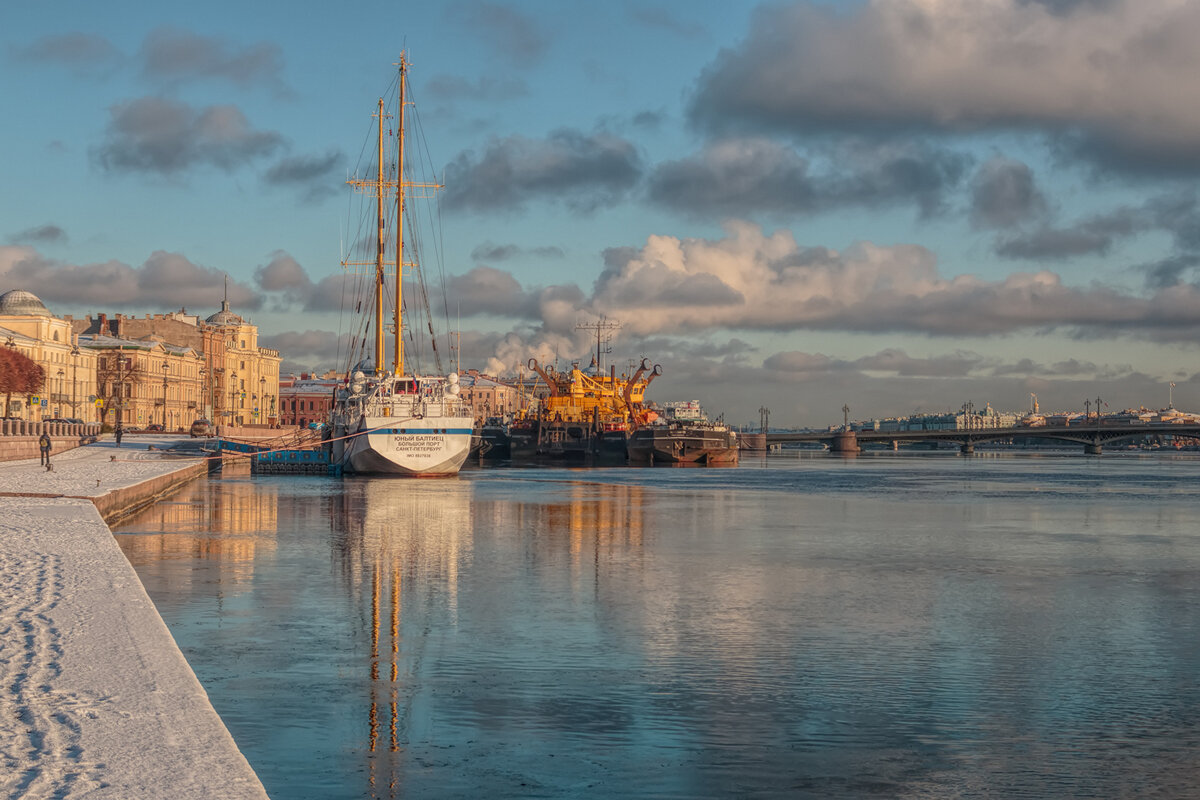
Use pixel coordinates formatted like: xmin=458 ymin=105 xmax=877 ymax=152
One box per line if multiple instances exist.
xmin=114 ymin=452 xmax=1200 ymax=799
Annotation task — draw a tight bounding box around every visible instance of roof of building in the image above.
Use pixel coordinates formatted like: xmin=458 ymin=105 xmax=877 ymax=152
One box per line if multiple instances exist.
xmin=78 ymin=334 xmax=157 ymax=350
xmin=77 ymin=334 xmax=196 ymax=357
xmin=0 ymin=289 xmax=51 ymax=317
xmin=204 ymin=299 xmax=244 ymax=327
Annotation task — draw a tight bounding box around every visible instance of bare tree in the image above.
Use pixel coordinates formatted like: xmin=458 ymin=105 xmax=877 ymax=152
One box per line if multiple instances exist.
xmin=94 ymin=349 xmax=140 ymax=427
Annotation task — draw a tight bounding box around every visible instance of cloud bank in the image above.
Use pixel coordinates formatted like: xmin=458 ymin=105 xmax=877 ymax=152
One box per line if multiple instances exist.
xmin=689 ymin=0 xmax=1200 ymax=172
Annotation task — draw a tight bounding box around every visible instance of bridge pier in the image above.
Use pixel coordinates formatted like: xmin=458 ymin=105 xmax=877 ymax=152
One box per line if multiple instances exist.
xmin=1085 ymin=443 xmax=1103 ymax=455
xmin=960 ymin=442 xmax=974 ymax=455
xmin=830 ymin=430 xmax=860 ymax=454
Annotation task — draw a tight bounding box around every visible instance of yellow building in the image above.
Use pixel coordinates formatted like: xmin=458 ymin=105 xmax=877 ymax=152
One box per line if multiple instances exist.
xmin=1 ymin=288 xmax=282 ymax=429
xmin=68 ymin=298 xmax=283 ymax=428
xmin=78 ymin=335 xmax=204 ymax=430
xmin=204 ymin=300 xmax=282 ymax=427
xmin=0 ymin=290 xmax=99 ymax=421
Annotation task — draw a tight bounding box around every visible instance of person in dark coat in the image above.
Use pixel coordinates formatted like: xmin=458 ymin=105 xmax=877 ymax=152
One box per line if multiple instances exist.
xmin=115 ymin=425 xmax=123 ymax=447
xmin=38 ymin=431 xmax=51 ymax=467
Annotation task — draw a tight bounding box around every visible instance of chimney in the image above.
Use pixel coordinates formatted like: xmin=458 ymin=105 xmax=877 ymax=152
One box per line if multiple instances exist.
xmin=98 ymin=313 xmax=107 ymax=335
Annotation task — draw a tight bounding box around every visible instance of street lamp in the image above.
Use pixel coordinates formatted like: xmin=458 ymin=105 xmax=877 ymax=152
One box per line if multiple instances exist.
xmin=199 ymin=367 xmax=207 ymax=420
xmin=229 ymin=372 xmax=238 ymax=426
xmin=56 ymin=369 xmax=64 ymax=417
xmin=70 ymin=345 xmax=79 ymax=421
xmin=259 ymin=377 xmax=265 ymax=424
xmin=162 ymin=362 xmax=169 ymax=428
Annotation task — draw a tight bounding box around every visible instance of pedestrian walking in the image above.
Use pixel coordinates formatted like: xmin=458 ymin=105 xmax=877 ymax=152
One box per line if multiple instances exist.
xmin=38 ymin=431 xmax=51 ymax=468
xmin=115 ymin=425 xmax=123 ymax=447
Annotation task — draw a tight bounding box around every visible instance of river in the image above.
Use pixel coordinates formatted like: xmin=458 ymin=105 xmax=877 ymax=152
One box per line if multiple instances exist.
xmin=113 ymin=452 xmax=1200 ymax=798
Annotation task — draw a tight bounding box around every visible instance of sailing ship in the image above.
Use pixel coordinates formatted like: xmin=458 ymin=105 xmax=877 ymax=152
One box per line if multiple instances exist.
xmin=330 ymin=55 xmax=473 ymax=476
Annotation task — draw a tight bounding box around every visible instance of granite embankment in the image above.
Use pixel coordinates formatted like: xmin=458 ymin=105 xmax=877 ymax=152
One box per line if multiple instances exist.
xmin=0 ymin=435 xmax=270 ymax=799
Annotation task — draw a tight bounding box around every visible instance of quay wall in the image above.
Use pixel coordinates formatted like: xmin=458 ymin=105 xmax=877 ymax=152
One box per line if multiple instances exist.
xmin=90 ymin=460 xmax=211 ymax=522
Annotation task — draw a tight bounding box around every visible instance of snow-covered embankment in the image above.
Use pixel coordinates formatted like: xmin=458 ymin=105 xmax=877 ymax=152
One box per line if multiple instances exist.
xmin=0 ymin=437 xmax=269 ymax=799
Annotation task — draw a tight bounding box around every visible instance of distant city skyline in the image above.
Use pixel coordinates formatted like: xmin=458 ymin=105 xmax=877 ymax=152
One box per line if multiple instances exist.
xmin=4 ymin=0 xmax=1200 ymax=426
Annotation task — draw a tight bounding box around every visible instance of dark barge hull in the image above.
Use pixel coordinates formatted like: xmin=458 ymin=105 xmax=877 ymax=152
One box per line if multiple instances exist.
xmin=627 ymin=427 xmax=739 ymax=466
xmin=507 ymin=421 xmax=630 ymax=465
xmin=471 ymin=425 xmax=511 ymax=462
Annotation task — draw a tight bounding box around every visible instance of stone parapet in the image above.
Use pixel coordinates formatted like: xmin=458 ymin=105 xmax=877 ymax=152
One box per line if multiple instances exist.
xmin=0 ymin=433 xmax=100 ymax=462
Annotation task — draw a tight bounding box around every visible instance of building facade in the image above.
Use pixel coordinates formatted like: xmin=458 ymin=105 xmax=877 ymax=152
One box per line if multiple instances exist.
xmin=204 ymin=300 xmax=282 ymax=427
xmin=459 ymin=371 xmax=523 ymax=422
xmin=278 ymin=373 xmax=341 ymax=428
xmin=70 ymin=298 xmax=282 ymax=427
xmin=0 ymin=290 xmax=99 ymax=421
xmin=78 ymin=335 xmax=204 ymax=430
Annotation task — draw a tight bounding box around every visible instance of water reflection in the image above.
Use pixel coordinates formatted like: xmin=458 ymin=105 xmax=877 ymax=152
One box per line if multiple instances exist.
xmin=117 ymin=466 xmax=278 ymax=585
xmin=112 ymin=458 xmax=1200 ymax=799
xmin=332 ymin=479 xmax=474 ymax=796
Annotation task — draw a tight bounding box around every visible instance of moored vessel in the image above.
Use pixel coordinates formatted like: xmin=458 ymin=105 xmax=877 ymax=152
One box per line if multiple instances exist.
xmin=329 ymin=55 xmax=472 ymax=476
xmin=516 ymin=355 xmax=660 ymax=464
xmin=627 ymin=401 xmax=739 ymax=466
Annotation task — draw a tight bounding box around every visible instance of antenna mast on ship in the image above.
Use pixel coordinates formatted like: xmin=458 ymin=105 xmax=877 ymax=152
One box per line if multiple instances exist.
xmin=576 ymin=315 xmax=620 ymax=372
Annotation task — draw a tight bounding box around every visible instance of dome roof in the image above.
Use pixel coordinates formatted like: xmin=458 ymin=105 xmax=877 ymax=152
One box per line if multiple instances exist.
xmin=205 ymin=299 xmax=244 ymax=326
xmin=0 ymin=289 xmax=51 ymax=316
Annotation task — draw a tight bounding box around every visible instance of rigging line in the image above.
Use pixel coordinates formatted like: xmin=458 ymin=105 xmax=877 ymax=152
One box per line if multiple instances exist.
xmin=407 ymin=94 xmax=454 ymax=355
xmin=406 ymin=99 xmax=450 ymax=375
xmin=403 ymin=200 xmax=441 ymax=375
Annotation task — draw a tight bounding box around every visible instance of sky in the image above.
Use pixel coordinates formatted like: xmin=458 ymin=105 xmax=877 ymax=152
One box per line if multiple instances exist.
xmin=4 ymin=0 xmax=1200 ymax=428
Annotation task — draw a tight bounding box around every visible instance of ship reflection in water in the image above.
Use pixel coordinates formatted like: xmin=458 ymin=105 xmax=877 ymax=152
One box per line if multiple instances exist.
xmin=330 ymin=476 xmax=648 ymax=796
xmin=114 ymin=457 xmax=1200 ymax=799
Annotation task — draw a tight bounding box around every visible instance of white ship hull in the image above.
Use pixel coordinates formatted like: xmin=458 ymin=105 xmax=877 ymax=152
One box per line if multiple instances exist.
xmin=343 ymin=416 xmax=473 ymax=476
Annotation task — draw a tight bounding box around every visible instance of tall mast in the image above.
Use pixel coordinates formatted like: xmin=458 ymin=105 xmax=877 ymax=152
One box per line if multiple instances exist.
xmin=374 ymin=97 xmax=386 ymax=375
xmin=394 ymin=55 xmax=407 ymax=375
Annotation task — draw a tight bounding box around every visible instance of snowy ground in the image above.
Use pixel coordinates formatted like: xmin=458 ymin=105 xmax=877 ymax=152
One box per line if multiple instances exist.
xmin=0 ymin=434 xmax=217 ymax=498
xmin=0 ymin=435 xmax=269 ymax=799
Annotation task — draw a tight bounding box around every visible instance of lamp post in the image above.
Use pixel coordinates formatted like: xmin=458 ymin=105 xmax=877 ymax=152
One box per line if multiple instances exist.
xmin=212 ymin=367 xmax=222 ymax=422
xmin=259 ymin=377 xmax=265 ymax=424
xmin=199 ymin=367 xmax=208 ymax=420
xmin=56 ymin=369 xmax=64 ymax=417
xmin=162 ymin=362 xmax=169 ymax=429
xmin=70 ymin=345 xmax=79 ymax=422
xmin=229 ymin=372 xmax=238 ymax=426
xmin=115 ymin=344 xmax=124 ymax=430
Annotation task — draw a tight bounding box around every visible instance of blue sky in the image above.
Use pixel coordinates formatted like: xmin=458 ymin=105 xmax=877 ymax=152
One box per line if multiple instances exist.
xmin=4 ymin=0 xmax=1200 ymax=427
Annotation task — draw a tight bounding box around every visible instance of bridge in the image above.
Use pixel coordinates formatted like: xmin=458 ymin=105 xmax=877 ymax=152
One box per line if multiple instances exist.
xmin=766 ymin=422 xmax=1200 ymax=455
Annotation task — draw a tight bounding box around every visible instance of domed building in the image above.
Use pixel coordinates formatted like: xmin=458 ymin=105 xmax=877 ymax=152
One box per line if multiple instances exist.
xmin=205 ymin=299 xmax=244 ymax=327
xmin=67 ymin=290 xmax=281 ymax=429
xmin=0 ymin=289 xmax=98 ymax=421
xmin=203 ymin=297 xmax=281 ymax=428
